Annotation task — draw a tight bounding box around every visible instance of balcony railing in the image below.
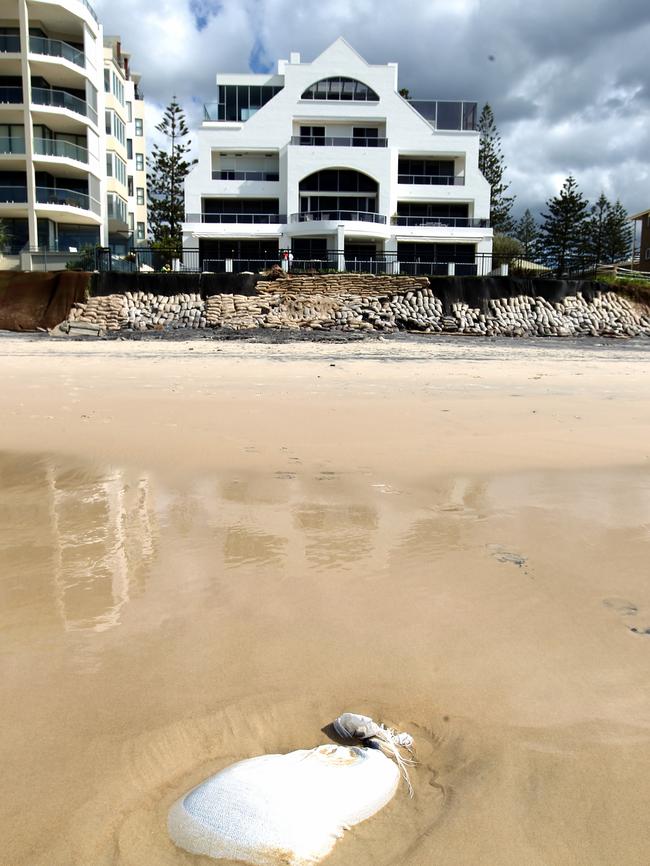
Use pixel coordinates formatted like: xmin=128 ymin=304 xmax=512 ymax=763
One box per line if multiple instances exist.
xmin=397 ymin=174 xmax=465 ymax=186
xmin=0 ymin=185 xmax=27 ymax=203
xmin=32 ymin=87 xmax=97 ymax=124
xmin=290 ymin=136 xmax=388 ymax=148
xmin=29 ymin=36 xmax=85 ymax=68
xmin=0 ymin=35 xmax=21 ymax=52
xmin=186 ymin=213 xmax=286 ymax=224
xmin=409 ymin=100 xmax=478 ymax=131
xmin=0 ymin=86 xmax=23 ymax=104
xmin=211 ymin=170 xmax=279 ymax=182
xmin=291 ymin=210 xmax=387 ymax=224
xmin=36 ymin=185 xmax=101 ymax=214
xmin=391 ymin=216 xmax=490 ymax=228
xmin=81 ymin=0 xmax=99 ymax=23
xmin=33 ymin=136 xmax=88 ymax=163
xmin=0 ymin=136 xmax=25 ymax=154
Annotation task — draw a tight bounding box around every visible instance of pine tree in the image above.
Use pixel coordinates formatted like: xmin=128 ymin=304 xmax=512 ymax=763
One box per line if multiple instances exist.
xmin=147 ymin=98 xmax=197 ymax=253
xmin=602 ymin=200 xmax=633 ymax=263
xmin=513 ymin=209 xmax=538 ymax=259
xmin=478 ymin=103 xmax=515 ymax=233
xmin=584 ymin=192 xmax=611 ymax=264
xmin=538 ymin=176 xmax=590 ymax=274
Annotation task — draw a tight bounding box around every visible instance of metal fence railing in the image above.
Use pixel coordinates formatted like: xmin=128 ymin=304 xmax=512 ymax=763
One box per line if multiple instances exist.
xmin=93 ymin=247 xmax=599 ymax=279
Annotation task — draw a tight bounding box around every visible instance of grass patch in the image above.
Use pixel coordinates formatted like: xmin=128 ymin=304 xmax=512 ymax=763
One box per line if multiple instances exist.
xmin=596 ymin=273 xmax=650 ymax=307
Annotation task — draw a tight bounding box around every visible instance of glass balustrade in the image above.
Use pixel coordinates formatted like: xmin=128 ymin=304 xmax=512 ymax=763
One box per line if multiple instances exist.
xmin=29 ymin=36 xmax=85 ymax=68
xmin=33 ymin=137 xmax=88 ymax=162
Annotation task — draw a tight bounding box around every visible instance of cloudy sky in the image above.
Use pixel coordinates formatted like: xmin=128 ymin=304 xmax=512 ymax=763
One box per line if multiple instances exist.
xmin=94 ymin=0 xmax=650 ymax=220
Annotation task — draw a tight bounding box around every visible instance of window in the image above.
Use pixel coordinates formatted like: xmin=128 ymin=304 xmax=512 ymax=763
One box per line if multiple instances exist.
xmin=126 ymin=101 xmax=132 ymax=122
xmin=127 ymin=175 xmax=133 ymax=196
xmin=106 ymin=151 xmax=127 ymax=185
xmin=136 ymin=187 xmax=144 ymax=205
xmin=105 ymin=110 xmax=125 ymax=146
xmin=136 ymin=221 xmax=145 ymax=240
xmin=135 ymin=153 xmax=144 ymax=171
xmin=127 ymin=138 xmax=133 ymax=159
xmin=216 ymin=84 xmax=282 ymax=121
xmin=135 ymin=118 xmax=143 ymax=136
xmin=300 ymin=125 xmax=325 ymax=145
xmin=111 ymin=71 xmax=124 ymax=105
xmin=301 ymin=77 xmax=379 ymax=101
xmin=104 ymin=68 xmax=110 ymax=92
xmin=128 ymin=212 xmax=134 ymax=231
xmin=107 ymin=193 xmax=127 ymax=223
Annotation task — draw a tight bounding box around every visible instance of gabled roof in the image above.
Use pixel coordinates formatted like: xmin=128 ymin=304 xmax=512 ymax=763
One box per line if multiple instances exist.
xmin=629 ymin=208 xmax=650 ymax=220
xmin=311 ymin=37 xmax=372 ymax=67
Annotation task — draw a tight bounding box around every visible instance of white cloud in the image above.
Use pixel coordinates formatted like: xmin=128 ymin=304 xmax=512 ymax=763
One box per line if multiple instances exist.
xmin=93 ymin=0 xmax=650 ymax=217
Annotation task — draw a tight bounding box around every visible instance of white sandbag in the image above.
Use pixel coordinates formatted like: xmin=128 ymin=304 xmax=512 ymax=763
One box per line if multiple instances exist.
xmin=168 ymin=744 xmax=399 ymax=866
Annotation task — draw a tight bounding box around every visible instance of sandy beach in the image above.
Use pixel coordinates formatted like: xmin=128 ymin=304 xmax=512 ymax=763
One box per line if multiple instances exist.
xmin=1 ymin=334 xmax=650 ymax=865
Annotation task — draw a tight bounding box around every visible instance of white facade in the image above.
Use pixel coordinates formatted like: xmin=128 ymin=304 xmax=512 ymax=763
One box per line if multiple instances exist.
xmin=103 ymin=36 xmax=147 ymax=252
xmin=0 ymin=0 xmax=146 ymax=266
xmin=184 ymin=38 xmax=492 ymax=274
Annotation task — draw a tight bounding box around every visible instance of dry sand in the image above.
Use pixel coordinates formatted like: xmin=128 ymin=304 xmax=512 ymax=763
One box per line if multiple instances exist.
xmin=1 ymin=335 xmax=650 ymax=866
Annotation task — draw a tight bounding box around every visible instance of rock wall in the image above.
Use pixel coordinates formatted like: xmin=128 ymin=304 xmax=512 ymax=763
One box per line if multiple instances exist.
xmin=66 ymin=278 xmax=650 ymax=338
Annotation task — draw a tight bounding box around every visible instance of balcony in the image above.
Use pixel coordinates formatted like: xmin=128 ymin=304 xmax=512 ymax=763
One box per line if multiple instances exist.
xmin=80 ymin=0 xmax=99 ymax=23
xmin=32 ymin=87 xmax=97 ymax=124
xmin=0 ymin=35 xmax=20 ymax=53
xmin=397 ymin=174 xmax=465 ymax=186
xmin=211 ymin=170 xmax=279 ymax=181
xmin=33 ymin=136 xmax=88 ymax=163
xmin=29 ymin=36 xmax=85 ymax=68
xmin=186 ymin=213 xmax=286 ymax=224
xmin=0 ymin=185 xmax=27 ymax=203
xmin=0 ymin=86 xmax=23 ymax=104
xmin=290 ymin=136 xmax=388 ymax=148
xmin=291 ymin=210 xmax=387 ymax=224
xmin=0 ymin=136 xmax=25 ymax=154
xmin=36 ymin=185 xmax=101 ymax=214
xmin=391 ymin=216 xmax=489 ymax=228
xmin=409 ymin=101 xmax=477 ymax=131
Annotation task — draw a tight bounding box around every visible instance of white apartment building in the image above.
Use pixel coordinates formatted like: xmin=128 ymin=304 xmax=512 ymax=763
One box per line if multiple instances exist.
xmin=0 ymin=0 xmax=146 ymax=267
xmin=183 ymin=38 xmax=492 ymax=274
xmin=103 ymin=35 xmax=146 ymax=254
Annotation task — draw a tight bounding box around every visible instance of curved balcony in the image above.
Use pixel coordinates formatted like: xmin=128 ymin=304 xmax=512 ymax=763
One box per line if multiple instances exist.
xmin=397 ymin=174 xmax=465 ymax=186
xmin=290 ymin=135 xmax=388 ymax=148
xmin=186 ymin=213 xmax=286 ymax=224
xmin=29 ymin=36 xmax=85 ymax=68
xmin=291 ymin=210 xmax=387 ymax=224
xmin=33 ymin=136 xmax=88 ymax=163
xmin=32 ymin=87 xmax=97 ymax=124
xmin=36 ymin=185 xmax=101 ymax=215
xmin=391 ymin=216 xmax=490 ymax=228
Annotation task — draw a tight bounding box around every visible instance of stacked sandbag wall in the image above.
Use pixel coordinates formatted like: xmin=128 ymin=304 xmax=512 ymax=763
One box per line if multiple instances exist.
xmin=66 ymin=278 xmax=650 ymax=338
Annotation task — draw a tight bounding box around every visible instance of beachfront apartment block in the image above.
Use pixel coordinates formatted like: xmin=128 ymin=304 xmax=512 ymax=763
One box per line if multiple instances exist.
xmin=183 ymin=37 xmax=493 ymax=273
xmin=103 ymin=35 xmax=147 ymax=254
xmin=0 ymin=0 xmax=146 ymax=267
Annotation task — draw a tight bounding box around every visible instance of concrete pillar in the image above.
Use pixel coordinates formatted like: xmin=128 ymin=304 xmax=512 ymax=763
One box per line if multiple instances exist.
xmin=225 ymin=259 xmax=233 ymax=272
xmin=447 ymin=261 xmax=456 ymax=276
xmin=499 ymin=263 xmax=509 ymax=276
xmin=336 ymin=224 xmax=345 ymax=271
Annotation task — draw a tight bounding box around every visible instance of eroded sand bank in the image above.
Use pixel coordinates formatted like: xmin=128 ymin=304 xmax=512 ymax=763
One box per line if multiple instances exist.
xmin=1 ymin=336 xmax=650 ymax=866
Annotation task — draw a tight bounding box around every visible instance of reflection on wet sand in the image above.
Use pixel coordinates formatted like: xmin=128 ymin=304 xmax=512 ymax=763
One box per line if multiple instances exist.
xmin=2 ymin=454 xmax=650 ymax=866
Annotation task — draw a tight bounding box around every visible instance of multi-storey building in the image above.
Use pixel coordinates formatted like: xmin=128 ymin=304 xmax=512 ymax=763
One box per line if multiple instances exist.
xmin=103 ymin=35 xmax=146 ymax=254
xmin=183 ymin=38 xmax=492 ymax=273
xmin=0 ymin=0 xmax=146 ymax=266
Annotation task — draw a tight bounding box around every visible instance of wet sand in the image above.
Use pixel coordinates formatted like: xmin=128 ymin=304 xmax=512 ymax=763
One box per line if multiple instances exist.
xmin=1 ymin=336 xmax=650 ymax=865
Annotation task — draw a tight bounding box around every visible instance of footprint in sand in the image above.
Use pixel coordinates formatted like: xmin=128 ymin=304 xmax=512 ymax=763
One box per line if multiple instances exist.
xmin=602 ymin=598 xmax=650 ymax=636
xmin=487 ymin=544 xmax=527 ymax=568
xmin=602 ymin=598 xmax=638 ymax=616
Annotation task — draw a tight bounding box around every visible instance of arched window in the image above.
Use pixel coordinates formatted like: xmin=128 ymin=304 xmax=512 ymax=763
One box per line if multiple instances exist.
xmin=301 ymin=77 xmax=379 ymax=101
